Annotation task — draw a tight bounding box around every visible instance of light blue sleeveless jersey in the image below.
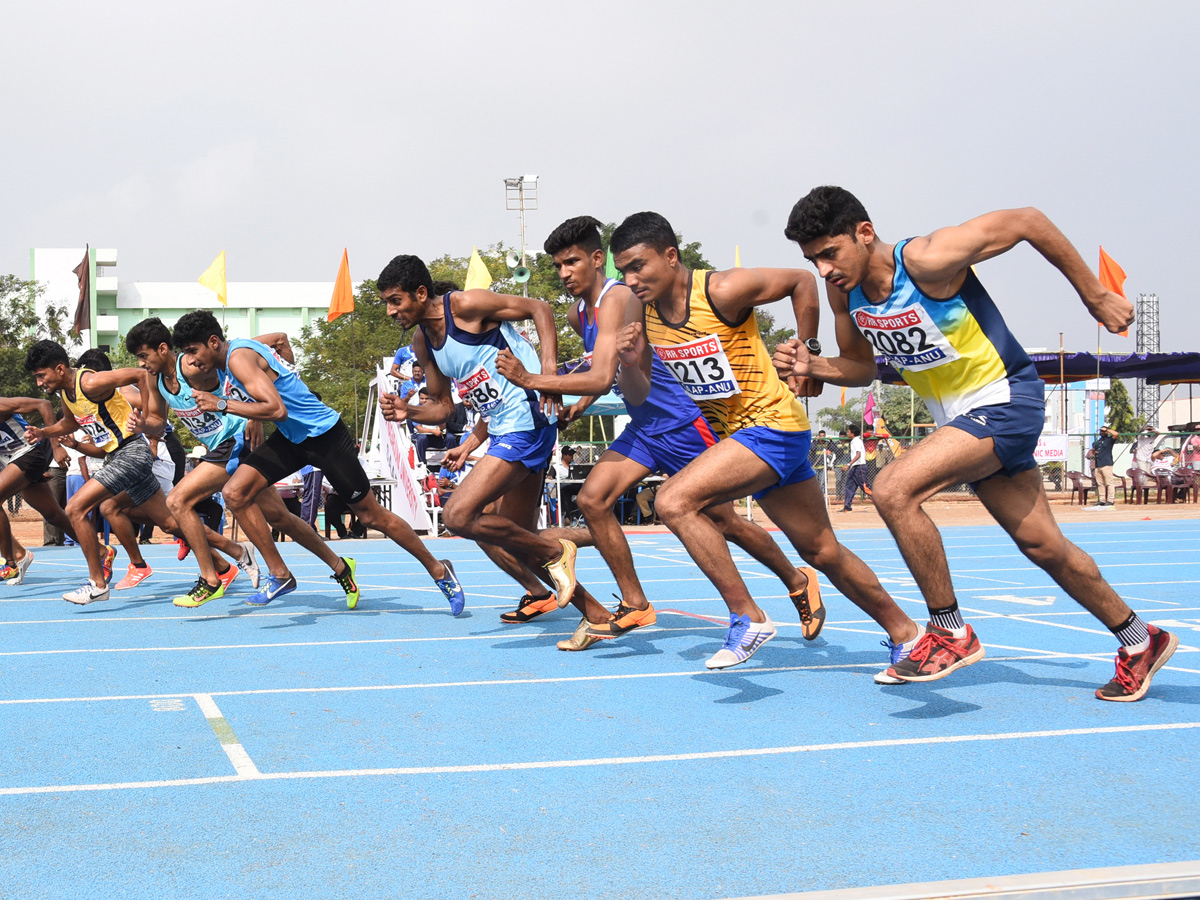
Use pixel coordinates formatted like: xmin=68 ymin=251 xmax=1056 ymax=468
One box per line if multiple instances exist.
xmin=220 ymin=339 xmax=341 ymax=443
xmin=422 ymin=292 xmax=552 ymax=436
xmin=159 ymin=354 xmax=247 ymax=450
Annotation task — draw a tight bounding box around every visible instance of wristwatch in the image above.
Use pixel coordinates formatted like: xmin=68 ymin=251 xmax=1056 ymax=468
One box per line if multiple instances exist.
xmin=802 ymin=338 xmax=822 ymax=355
xmin=216 ymin=399 xmax=228 ymax=412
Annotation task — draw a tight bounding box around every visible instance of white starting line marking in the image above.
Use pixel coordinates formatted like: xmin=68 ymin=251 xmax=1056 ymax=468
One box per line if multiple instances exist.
xmin=193 ymin=693 xmax=259 ymax=777
xmin=2 ymin=721 xmax=1197 ymax=797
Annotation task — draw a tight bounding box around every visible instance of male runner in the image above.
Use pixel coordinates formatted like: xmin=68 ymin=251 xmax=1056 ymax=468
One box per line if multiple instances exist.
xmin=170 ymin=311 xmax=465 ymax=612
xmin=23 ymin=340 xmax=238 ymax=605
xmin=611 ymin=212 xmax=919 ymax=672
xmin=127 ymin=317 xmax=295 ymax=607
xmin=777 ymin=185 xmax=1176 ymax=700
xmin=495 ymin=215 xmax=822 ymax=644
xmin=375 ymin=254 xmax=612 ymax=644
xmin=0 ymin=396 xmax=77 ymax=584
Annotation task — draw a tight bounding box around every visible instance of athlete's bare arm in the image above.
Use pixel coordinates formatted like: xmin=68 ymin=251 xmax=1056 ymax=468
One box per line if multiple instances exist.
xmin=25 ymin=401 xmax=79 ymax=441
xmin=615 ymin=319 xmax=654 ymax=408
xmin=0 ymin=396 xmax=57 ymax=425
xmin=253 ymin=332 xmax=296 ymax=365
xmin=194 ymin=349 xmax=285 ymax=421
xmin=904 ymin=208 xmax=1134 ymax=333
xmin=382 ymin=328 xmax=455 ymax=426
xmin=451 ymin=290 xmax=559 ymax=402
xmin=773 ymin=286 xmax=878 ymax=388
xmin=130 ymin=370 xmax=171 ymax=437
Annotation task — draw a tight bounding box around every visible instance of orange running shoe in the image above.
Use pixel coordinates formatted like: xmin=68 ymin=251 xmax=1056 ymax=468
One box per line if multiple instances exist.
xmin=114 ymin=563 xmax=153 ymax=591
xmin=216 ymin=563 xmax=239 ymax=591
xmin=102 ymin=544 xmax=117 ymax=584
xmin=500 ymin=591 xmax=558 ymax=624
xmin=585 ymin=599 xmax=656 ymax=638
xmin=789 ymin=567 xmax=825 ymax=640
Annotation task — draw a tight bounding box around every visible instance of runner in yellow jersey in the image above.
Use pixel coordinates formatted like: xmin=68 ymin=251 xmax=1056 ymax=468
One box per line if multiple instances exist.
xmin=611 ymin=211 xmax=919 ymax=672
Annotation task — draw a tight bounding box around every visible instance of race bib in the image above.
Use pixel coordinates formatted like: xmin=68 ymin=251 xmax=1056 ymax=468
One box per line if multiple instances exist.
xmin=652 ymin=334 xmax=740 ymax=399
xmin=0 ymin=418 xmax=34 ymax=465
xmin=223 ymin=374 xmax=254 ymax=405
xmin=852 ymin=306 xmax=960 ymax=372
xmin=75 ymin=413 xmax=115 ymax=447
xmin=458 ymin=366 xmax=503 ymax=414
xmin=175 ymin=404 xmax=225 ymax=441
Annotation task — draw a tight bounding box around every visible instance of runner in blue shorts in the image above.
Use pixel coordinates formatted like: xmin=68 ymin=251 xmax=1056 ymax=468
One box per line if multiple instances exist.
xmin=778 ymin=185 xmax=1175 ymax=701
xmin=376 ymin=254 xmax=612 ymax=634
xmin=496 ymin=216 xmax=821 ymax=650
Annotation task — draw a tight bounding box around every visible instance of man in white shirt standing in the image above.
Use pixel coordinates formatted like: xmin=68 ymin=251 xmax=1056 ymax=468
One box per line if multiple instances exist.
xmin=841 ymin=424 xmax=868 ymax=512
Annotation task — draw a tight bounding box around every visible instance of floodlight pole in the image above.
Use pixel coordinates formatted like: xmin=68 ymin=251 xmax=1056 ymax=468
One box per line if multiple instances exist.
xmin=505 ymin=175 xmax=539 ymax=298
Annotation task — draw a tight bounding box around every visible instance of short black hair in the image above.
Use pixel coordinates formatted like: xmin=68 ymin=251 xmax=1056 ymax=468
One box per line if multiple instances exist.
xmin=172 ymin=310 xmax=225 ymax=349
xmin=611 ymin=211 xmax=680 ymax=257
xmin=24 ymin=339 xmax=70 ymax=372
xmin=561 ymin=446 xmax=575 ymax=456
xmin=847 ymin=423 xmax=861 ymax=437
xmin=544 ymin=216 xmax=603 ymax=257
xmin=431 ymin=279 xmax=460 ymax=295
xmin=784 ymin=186 xmax=872 ymax=245
xmin=76 ymin=349 xmax=112 ymax=371
xmin=126 ymin=317 xmax=171 ymax=354
xmin=378 ymin=255 xmax=434 ymax=297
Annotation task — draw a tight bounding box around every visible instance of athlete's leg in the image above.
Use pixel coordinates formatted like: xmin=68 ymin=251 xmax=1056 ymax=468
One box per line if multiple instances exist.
xmin=0 ymin=465 xmax=29 ymax=562
xmin=252 ymin=485 xmax=343 ymax=573
xmin=349 ymin=490 xmax=446 ymax=580
xmin=974 ymin=468 xmax=1133 ymax=627
xmin=573 ymin=451 xmax=655 ymax=610
xmin=167 ymin=461 xmax=238 ymax=585
xmin=706 ymin=502 xmax=807 ymax=594
xmin=66 ymin=479 xmax=121 ymax=585
xmin=20 ymin=481 xmax=79 ymax=544
xmin=98 ymin=493 xmax=149 ymax=568
xmin=133 ymin=491 xmax=236 ymax=577
xmin=224 ymin=465 xmax=292 ymax=580
xmin=870 ymin=426 xmax=1003 ymax=614
xmin=756 ymin=478 xmax=917 ymax=643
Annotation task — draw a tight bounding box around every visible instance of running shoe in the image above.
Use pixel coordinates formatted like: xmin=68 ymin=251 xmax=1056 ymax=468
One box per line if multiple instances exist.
xmin=1096 ymin=625 xmax=1179 ymax=702
xmin=244 ymin=573 xmax=297 ymax=606
xmin=789 ymin=567 xmax=825 ymax=640
xmin=64 ymin=580 xmax=110 ymax=605
xmin=114 ymin=563 xmax=153 ymax=590
xmin=557 ymin=617 xmax=602 ymax=652
xmin=173 ymin=576 xmax=226 ymax=608
xmin=175 ymin=538 xmax=192 ymax=561
xmin=332 ymin=557 xmax=360 ymax=610
xmin=885 ymin=623 xmax=985 ymax=683
xmin=102 ymin=544 xmax=117 ymax=583
xmin=2 ymin=551 xmax=33 ymax=585
xmin=705 ymin=613 xmax=777 ymax=670
xmin=874 ymin=623 xmax=926 ymax=685
xmin=216 ymin=563 xmax=239 ymax=592
xmin=236 ymin=541 xmax=260 ymax=588
xmin=500 ymin=591 xmax=558 ymax=624
xmin=546 ymin=538 xmax=578 ymax=608
xmin=435 ymin=558 xmax=465 ymax=616
xmin=586 ymin=596 xmax=657 ymax=638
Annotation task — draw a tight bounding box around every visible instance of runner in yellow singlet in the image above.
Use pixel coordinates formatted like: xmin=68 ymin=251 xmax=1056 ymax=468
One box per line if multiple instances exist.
xmin=611 ymin=211 xmax=918 ymax=673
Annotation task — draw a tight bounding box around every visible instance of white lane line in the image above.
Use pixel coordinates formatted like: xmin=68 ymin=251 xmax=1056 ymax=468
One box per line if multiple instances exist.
xmin=193 ymin=693 xmax=260 ymax=777
xmin=3 ymin=721 xmax=1198 ymax=797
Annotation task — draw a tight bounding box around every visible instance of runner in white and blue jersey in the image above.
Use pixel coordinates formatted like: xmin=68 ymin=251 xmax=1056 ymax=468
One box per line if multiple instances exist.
xmin=494 ymin=216 xmax=821 ymax=649
xmin=169 ymin=310 xmax=465 ymax=614
xmin=780 ymin=186 xmax=1175 ymax=701
xmin=377 ymin=254 xmax=606 ymax=632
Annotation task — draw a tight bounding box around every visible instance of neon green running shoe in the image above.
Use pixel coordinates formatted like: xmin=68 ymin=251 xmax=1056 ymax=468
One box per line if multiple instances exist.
xmin=332 ymin=556 xmax=360 ymax=609
xmin=173 ymin=576 xmax=227 ymax=608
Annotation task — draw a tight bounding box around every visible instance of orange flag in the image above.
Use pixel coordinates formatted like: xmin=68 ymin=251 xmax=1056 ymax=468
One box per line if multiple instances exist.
xmin=328 ymin=248 xmax=354 ymax=322
xmin=1099 ymin=246 xmax=1129 ymax=337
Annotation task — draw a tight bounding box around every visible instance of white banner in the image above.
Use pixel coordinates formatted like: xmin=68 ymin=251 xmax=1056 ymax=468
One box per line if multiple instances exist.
xmin=363 ymin=367 xmax=431 ymax=532
xmin=1033 ymin=433 xmax=1069 ymax=463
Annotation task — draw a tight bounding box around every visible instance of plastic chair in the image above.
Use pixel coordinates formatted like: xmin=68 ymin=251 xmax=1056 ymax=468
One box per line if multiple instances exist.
xmin=1126 ymin=468 xmax=1154 ymax=505
xmin=1065 ymin=471 xmax=1092 ymax=505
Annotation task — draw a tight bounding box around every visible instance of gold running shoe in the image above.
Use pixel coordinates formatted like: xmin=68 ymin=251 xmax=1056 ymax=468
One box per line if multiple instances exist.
xmin=557 ymin=617 xmax=602 ymax=652
xmin=546 ymin=538 xmax=578 ymax=608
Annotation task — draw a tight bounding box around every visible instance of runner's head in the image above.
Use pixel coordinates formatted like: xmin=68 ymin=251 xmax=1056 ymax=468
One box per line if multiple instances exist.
xmin=544 ymin=216 xmax=605 ymax=298
xmin=24 ymin=340 xmax=71 ymax=393
xmin=378 ymin=255 xmax=436 ymax=329
xmin=76 ymin=349 xmax=112 ymax=371
xmin=126 ymin=317 xmax=174 ymax=376
xmin=172 ymin=310 xmax=227 ymax=374
xmin=784 ymin=186 xmax=876 ymax=292
xmin=611 ymin=212 xmax=682 ymax=305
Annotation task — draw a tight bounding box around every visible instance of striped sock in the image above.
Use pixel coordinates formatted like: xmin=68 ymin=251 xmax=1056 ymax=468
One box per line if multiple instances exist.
xmin=930 ymin=602 xmax=966 ymax=636
xmin=1112 ymin=613 xmax=1151 ymax=652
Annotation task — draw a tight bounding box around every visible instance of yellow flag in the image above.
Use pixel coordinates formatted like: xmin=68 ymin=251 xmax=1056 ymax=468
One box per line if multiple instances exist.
xmin=464 ymin=247 xmax=492 ymax=291
xmin=198 ymin=251 xmax=228 ymax=306
xmin=734 ymin=245 xmax=742 ymax=268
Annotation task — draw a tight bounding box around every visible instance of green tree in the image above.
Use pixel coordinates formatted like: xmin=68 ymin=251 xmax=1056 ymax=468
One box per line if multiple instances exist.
xmin=816 ymin=394 xmax=865 ymax=432
xmin=1104 ymin=378 xmax=1141 ymax=436
xmin=0 ymin=275 xmax=70 ymax=402
xmin=875 ymin=383 xmax=933 ymax=435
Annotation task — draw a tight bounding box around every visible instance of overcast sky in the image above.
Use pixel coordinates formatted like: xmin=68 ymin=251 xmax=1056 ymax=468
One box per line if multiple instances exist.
xmin=5 ymin=0 xmax=1197 ymax=391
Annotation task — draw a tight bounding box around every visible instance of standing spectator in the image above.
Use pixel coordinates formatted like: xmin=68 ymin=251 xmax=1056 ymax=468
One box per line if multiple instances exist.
xmin=300 ymin=465 xmax=324 ymax=529
xmin=1089 ymin=425 xmax=1116 ymax=507
xmin=810 ymin=430 xmax=833 ymax=496
xmin=841 ymin=424 xmax=869 ymax=512
xmin=1133 ymin=426 xmax=1156 ymax=474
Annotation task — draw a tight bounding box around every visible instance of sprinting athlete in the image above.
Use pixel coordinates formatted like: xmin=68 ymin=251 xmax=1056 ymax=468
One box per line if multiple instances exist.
xmin=171 ymin=311 xmax=464 ymax=611
xmin=777 ymin=186 xmax=1176 ymax=700
xmin=0 ymin=397 xmax=78 ymax=584
xmin=127 ymin=317 xmax=304 ymax=607
xmin=22 ymin=340 xmax=237 ymax=605
xmin=495 ymin=215 xmax=822 ymax=646
xmin=612 ymin=211 xmax=919 ymax=672
xmin=376 ymin=254 xmax=613 ymax=643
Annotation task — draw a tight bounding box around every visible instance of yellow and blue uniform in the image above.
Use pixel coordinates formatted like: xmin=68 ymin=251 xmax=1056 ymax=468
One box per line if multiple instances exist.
xmin=848 ymin=239 xmax=1045 ymax=475
xmin=62 ymin=369 xmax=135 ymax=453
xmin=644 ymin=270 xmax=814 ymax=494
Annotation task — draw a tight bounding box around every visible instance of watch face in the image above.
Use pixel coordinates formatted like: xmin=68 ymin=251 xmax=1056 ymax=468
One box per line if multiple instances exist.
xmin=804 ymin=338 xmax=822 ymax=355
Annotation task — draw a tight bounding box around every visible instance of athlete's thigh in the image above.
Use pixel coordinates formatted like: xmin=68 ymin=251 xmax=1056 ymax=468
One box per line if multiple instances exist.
xmin=172 ymin=462 xmax=230 ymax=505
xmin=494 ymin=475 xmax=546 ymax=532
xmin=579 ymin=450 xmax=652 ymax=507
xmin=447 ymin=454 xmax=536 ymax=518
xmin=875 ymin=425 xmax=1002 ymax=499
xmin=757 ymin=476 xmax=838 ymax=555
xmin=19 ymin=480 xmax=64 ymax=517
xmin=658 ymin=438 xmax=779 ymax=509
xmin=0 ymin=464 xmax=29 ymax=502
xmin=133 ymin=489 xmax=172 ymax=527
xmin=973 ymin=467 xmax=1066 ymax=550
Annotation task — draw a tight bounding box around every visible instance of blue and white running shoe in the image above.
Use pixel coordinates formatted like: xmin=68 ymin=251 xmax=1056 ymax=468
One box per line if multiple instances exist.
xmin=435 ymin=558 xmax=466 ymax=616
xmin=875 ymin=623 xmax=926 ymax=684
xmin=705 ymin=613 xmax=776 ymax=670
xmin=244 ymin=573 xmax=297 ymax=607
